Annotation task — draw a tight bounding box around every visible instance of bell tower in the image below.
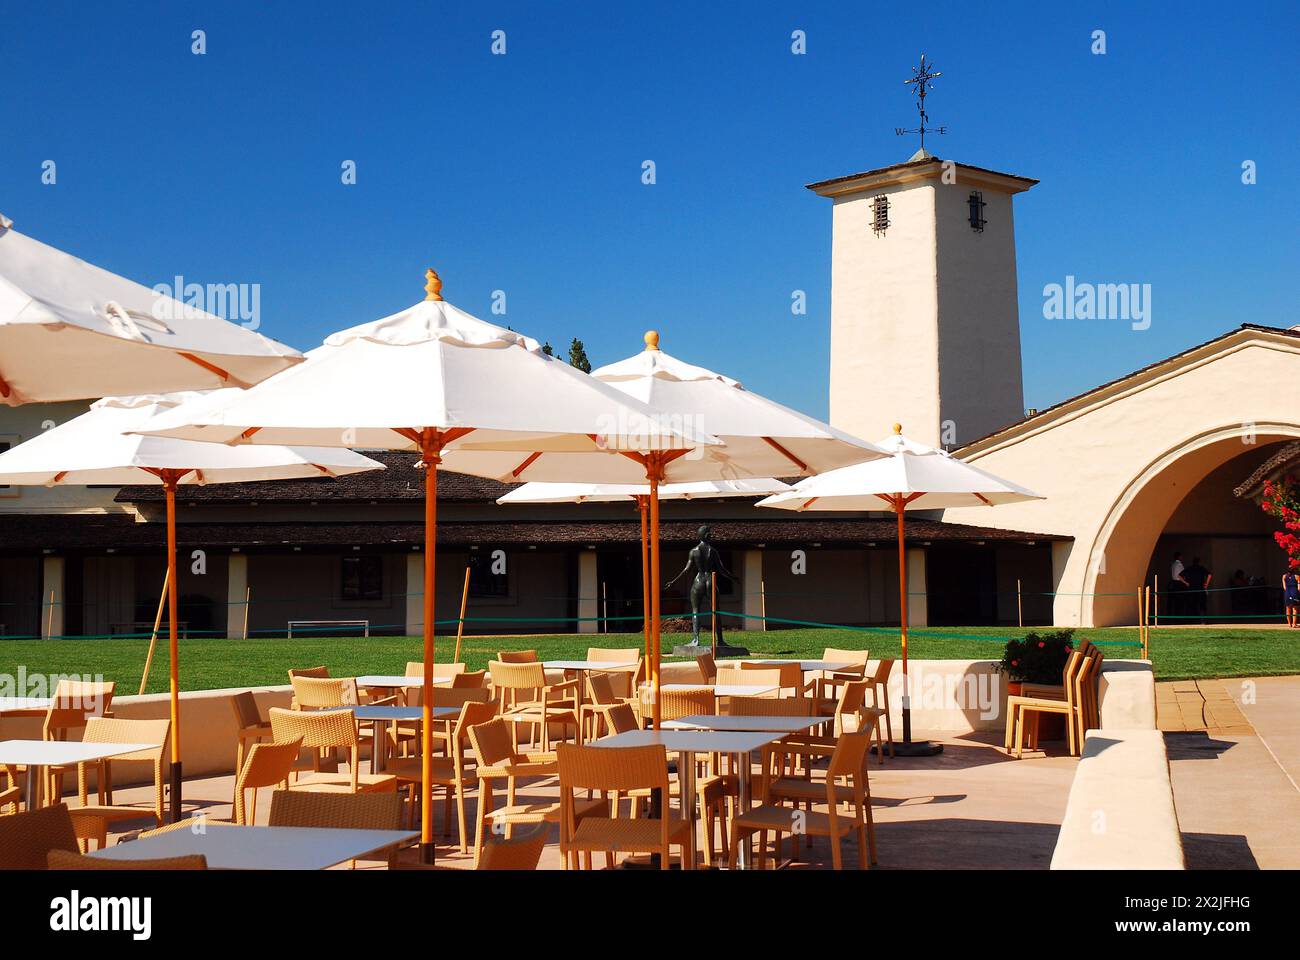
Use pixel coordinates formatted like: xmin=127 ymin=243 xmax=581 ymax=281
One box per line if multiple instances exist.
xmin=809 ymin=152 xmax=1037 ymax=448
xmin=810 ymin=58 xmax=1036 ymax=447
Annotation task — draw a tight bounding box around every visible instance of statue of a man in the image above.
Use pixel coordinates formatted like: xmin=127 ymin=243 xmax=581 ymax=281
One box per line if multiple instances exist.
xmin=665 ymin=525 xmax=736 ymax=647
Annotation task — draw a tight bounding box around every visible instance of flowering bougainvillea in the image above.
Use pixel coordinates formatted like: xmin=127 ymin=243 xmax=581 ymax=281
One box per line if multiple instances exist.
xmin=1261 ymin=474 xmax=1300 ymax=571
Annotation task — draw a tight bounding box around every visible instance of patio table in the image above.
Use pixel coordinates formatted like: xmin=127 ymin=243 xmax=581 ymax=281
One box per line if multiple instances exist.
xmin=324 ymin=705 xmax=459 ymax=773
xmin=88 ymin=823 xmax=418 ymax=870
xmin=593 ymin=728 xmax=785 ymax=869
xmin=662 ymin=714 xmax=827 ymax=733
xmin=355 ymin=675 xmax=451 ymax=690
xmin=0 ymin=697 xmax=51 ymax=718
xmin=0 ymin=739 xmax=155 ymax=811
xmin=744 ymin=659 xmax=854 ymax=673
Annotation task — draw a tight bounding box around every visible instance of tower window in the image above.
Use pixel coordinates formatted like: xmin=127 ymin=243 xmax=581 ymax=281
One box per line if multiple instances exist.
xmin=871 ymin=195 xmax=890 ymax=233
xmin=968 ymin=191 xmax=986 ymax=232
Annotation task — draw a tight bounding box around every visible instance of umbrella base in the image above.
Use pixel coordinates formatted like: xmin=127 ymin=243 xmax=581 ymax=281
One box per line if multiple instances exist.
xmin=169 ymin=762 xmax=183 ymax=823
xmin=876 ymin=739 xmax=943 ymax=757
xmin=672 ymin=641 xmax=750 ymax=658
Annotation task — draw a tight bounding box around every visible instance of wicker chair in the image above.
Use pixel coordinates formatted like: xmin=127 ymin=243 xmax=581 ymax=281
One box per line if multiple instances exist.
xmin=467 ymin=717 xmax=603 ymax=868
xmin=583 ymin=672 xmax=640 ymax=739
xmin=732 ymin=728 xmax=875 ymax=870
xmin=48 ymin=849 xmax=207 ymax=870
xmin=291 ymin=675 xmax=359 ymax=710
xmin=394 ymin=823 xmax=549 ymax=871
xmin=862 ymin=659 xmax=895 ymax=759
xmin=694 ymin=652 xmax=718 ymax=683
xmin=716 ymin=665 xmax=782 ymax=697
xmin=39 ymin=679 xmax=118 ymax=805
xmin=814 ymin=648 xmax=870 ymax=708
xmin=491 ymin=660 xmax=580 ymax=751
xmin=652 ymin=685 xmax=716 ymax=724
xmin=268 ymin=789 xmax=409 ymax=867
xmin=586 ymin=647 xmax=641 ymax=698
xmin=451 ymin=671 xmax=488 ymax=689
xmin=228 ymin=692 xmax=273 ymax=804
xmin=1005 ymin=651 xmax=1101 ymax=758
xmin=0 ymin=803 xmax=80 ymax=868
xmin=72 ymin=717 xmax=171 ymax=848
xmin=557 ymin=741 xmax=693 ymax=870
xmin=740 ymin=661 xmax=809 ymax=698
xmin=287 ymin=666 xmax=329 ymax=709
xmin=234 ymin=737 xmax=303 ymax=824
xmin=268 ymin=707 xmax=396 ymax=794
xmin=727 ymin=695 xmax=816 ymax=717
xmin=387 ymin=700 xmax=497 ymax=852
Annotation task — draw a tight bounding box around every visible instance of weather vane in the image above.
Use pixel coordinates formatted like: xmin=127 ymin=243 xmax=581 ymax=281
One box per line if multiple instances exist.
xmin=895 ymin=53 xmax=947 ymax=152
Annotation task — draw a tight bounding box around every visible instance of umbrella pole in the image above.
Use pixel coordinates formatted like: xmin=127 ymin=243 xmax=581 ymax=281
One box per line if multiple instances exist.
xmin=420 ymin=434 xmax=439 ymax=864
xmin=638 ymin=496 xmax=650 ymax=667
xmin=891 ymin=495 xmax=941 ymax=757
xmin=648 ymin=470 xmax=662 ymax=730
xmin=165 ymin=476 xmax=183 ymax=821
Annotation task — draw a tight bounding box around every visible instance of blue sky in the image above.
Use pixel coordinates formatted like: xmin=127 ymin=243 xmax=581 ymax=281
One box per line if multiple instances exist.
xmin=2 ymin=1 xmax=1297 ymax=421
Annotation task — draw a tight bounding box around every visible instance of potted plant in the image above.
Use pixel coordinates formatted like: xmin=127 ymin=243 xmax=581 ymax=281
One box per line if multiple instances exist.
xmin=998 ymin=630 xmax=1075 ymax=739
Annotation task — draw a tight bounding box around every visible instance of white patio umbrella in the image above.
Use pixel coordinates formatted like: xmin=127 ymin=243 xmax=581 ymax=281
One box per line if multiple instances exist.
xmin=757 ymin=424 xmax=1043 ymax=755
xmin=0 ymin=217 xmax=302 ymax=405
xmin=135 ymin=271 xmax=723 ymax=860
xmin=498 ymin=478 xmax=794 ymax=652
xmin=0 ymin=391 xmax=384 ymax=816
xmin=443 ymin=332 xmax=888 ymax=724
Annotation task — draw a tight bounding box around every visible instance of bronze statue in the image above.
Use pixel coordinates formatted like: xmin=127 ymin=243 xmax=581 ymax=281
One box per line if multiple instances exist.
xmin=666 ymin=525 xmax=737 ymax=648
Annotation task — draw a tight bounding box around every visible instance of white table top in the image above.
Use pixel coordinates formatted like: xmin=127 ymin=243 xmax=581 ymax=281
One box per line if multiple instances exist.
xmin=355 ymin=675 xmax=451 ymax=688
xmin=88 ymin=824 xmax=419 ymax=870
xmin=543 ymin=660 xmax=638 ymax=671
xmin=662 ymin=714 xmax=827 ymax=733
xmin=594 ymin=728 xmax=783 ymax=754
xmin=745 ymin=659 xmax=855 ymax=672
xmin=0 ymin=697 xmax=52 ymax=713
xmin=325 ymin=705 xmax=458 ymax=722
xmin=0 ymin=739 xmax=156 ymax=766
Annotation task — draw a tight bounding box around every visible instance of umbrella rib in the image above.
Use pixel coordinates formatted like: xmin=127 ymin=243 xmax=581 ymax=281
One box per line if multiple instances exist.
xmin=177 ymin=352 xmax=232 ymax=384
xmin=511 ymin=451 xmax=543 ymax=478
xmin=761 ymin=436 xmax=808 ymax=473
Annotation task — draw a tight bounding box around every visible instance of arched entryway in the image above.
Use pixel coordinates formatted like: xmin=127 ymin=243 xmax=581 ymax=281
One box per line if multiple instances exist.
xmin=1083 ymin=423 xmax=1300 ymax=626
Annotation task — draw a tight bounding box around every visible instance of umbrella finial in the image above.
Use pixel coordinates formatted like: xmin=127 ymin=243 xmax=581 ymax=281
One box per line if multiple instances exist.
xmin=424 ymin=269 xmax=443 ymax=302
xmin=644 ymin=330 xmax=660 ymax=351
xmin=893 ymin=423 xmax=903 ymax=434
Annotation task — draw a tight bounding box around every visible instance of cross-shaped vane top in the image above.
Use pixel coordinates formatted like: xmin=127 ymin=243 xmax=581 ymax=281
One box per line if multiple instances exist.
xmin=896 ymin=53 xmax=947 ymax=153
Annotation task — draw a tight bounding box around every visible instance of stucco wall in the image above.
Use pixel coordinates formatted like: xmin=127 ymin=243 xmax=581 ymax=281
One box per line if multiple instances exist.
xmin=945 ymin=334 xmax=1300 ymax=625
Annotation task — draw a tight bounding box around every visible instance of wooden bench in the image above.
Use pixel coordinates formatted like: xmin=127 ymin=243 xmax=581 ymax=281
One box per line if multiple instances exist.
xmin=286 ymin=619 xmax=370 ymax=638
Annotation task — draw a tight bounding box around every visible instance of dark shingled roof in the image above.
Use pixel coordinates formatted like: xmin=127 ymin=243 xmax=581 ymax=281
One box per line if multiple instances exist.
xmin=116 ymin=452 xmax=516 ymax=503
xmin=0 ymin=513 xmax=1068 ymax=553
xmin=1234 ymin=440 xmax=1300 ymax=499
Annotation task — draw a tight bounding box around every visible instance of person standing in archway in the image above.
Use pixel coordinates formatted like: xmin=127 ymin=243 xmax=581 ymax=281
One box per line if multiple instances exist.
xmin=1170 ymin=551 xmax=1189 ymax=620
xmin=1283 ymin=569 xmax=1300 ymax=628
xmin=1184 ymin=557 xmax=1212 ymax=624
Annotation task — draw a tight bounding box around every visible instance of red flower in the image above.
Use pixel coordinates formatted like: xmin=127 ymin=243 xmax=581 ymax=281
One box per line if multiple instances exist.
xmin=1011 ymin=660 xmax=1019 ymax=667
xmin=1037 ymin=641 xmax=1046 ymax=648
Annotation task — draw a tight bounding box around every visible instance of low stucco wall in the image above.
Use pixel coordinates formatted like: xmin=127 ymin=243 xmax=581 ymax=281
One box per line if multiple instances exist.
xmin=1097 ymin=660 xmax=1157 ymax=729
xmin=1050 ymin=729 xmax=1185 ymax=870
xmin=6 ymin=657 xmax=1156 ymax=788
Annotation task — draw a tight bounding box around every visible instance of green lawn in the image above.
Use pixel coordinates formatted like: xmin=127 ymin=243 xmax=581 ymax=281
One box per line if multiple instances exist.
xmin=1 ymin=625 xmax=1296 ymax=694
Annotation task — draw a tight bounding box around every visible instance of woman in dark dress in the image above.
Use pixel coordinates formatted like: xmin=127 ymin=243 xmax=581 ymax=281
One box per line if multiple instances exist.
xmin=1284 ymin=570 xmax=1300 ymax=628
